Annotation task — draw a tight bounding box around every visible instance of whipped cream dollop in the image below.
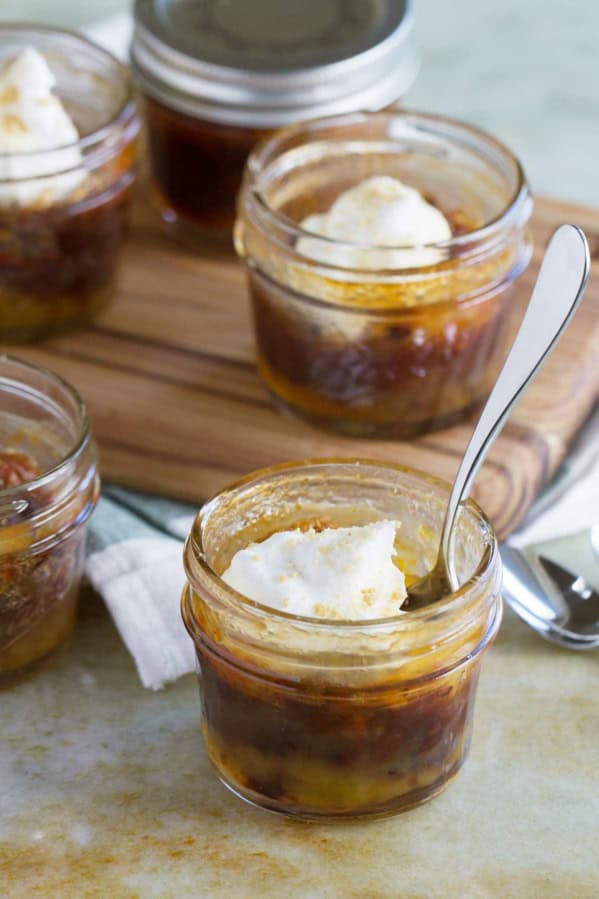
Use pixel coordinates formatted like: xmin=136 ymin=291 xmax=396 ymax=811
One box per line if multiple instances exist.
xmin=221 ymin=520 xmax=407 ymax=620
xmin=296 ymin=175 xmax=451 ymax=270
xmin=0 ymin=47 xmax=87 ymax=208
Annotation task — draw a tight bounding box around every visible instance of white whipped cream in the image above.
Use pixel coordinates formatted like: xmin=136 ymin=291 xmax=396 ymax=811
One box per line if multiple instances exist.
xmin=221 ymin=520 xmax=406 ymax=620
xmin=0 ymin=47 xmax=87 ymax=208
xmin=296 ymin=175 xmax=451 ymax=270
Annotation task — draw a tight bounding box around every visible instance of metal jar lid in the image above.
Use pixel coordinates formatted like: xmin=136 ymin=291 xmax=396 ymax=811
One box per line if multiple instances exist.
xmin=131 ymin=0 xmax=418 ymax=128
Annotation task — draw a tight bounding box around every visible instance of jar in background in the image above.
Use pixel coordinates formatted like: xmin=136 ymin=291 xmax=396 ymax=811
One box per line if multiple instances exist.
xmin=131 ymin=0 xmax=417 ymax=245
xmin=0 ymin=357 xmax=99 ymax=677
xmin=0 ymin=25 xmax=140 ymax=342
xmin=235 ymin=111 xmax=533 ymax=438
xmin=182 ymin=460 xmax=502 ymax=819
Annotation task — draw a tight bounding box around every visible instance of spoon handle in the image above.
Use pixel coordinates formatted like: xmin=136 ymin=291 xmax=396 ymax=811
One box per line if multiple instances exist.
xmin=442 ymin=224 xmax=590 ymax=587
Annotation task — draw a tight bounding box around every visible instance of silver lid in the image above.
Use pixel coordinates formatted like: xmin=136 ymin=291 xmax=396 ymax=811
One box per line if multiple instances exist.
xmin=131 ymin=0 xmax=417 ymax=127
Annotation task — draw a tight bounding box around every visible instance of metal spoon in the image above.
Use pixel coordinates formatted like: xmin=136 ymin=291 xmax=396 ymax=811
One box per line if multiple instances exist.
xmin=501 ymin=544 xmax=599 ymax=649
xmin=402 ymin=224 xmax=591 ymax=611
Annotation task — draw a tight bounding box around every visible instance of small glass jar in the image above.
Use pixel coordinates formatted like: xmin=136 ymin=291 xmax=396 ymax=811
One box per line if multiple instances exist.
xmin=0 ymin=357 xmax=99 ymax=678
xmin=0 ymin=25 xmax=140 ymax=342
xmin=182 ymin=460 xmax=502 ymax=819
xmin=235 ymin=111 xmax=533 ymax=438
xmin=131 ymin=0 xmax=417 ymax=245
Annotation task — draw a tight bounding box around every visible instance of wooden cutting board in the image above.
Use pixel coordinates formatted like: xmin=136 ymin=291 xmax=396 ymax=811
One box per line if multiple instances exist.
xmin=12 ymin=193 xmax=599 ymax=541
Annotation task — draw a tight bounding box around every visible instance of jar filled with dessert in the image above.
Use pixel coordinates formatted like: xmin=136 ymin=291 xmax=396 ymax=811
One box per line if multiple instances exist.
xmin=0 ymin=357 xmax=99 ymax=677
xmin=182 ymin=460 xmax=502 ymax=819
xmin=131 ymin=0 xmax=417 ymax=245
xmin=235 ymin=111 xmax=533 ymax=437
xmin=0 ymin=25 xmax=140 ymax=342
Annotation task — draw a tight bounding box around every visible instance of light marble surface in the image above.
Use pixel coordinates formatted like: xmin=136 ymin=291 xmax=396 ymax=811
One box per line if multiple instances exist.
xmin=1 ymin=4 xmax=598 ymax=897
xmin=1 ymin=592 xmax=598 ymax=898
xmin=408 ymin=0 xmax=599 ymax=207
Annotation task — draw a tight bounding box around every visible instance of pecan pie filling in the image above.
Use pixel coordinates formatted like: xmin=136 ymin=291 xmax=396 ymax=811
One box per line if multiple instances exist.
xmin=0 ymin=185 xmax=134 ymax=340
xmin=0 ymin=355 xmax=98 ymax=679
xmin=248 ymin=182 xmax=513 ymax=437
xmin=143 ymin=96 xmax=270 ymax=242
xmin=0 ymin=41 xmax=139 ymax=341
xmin=0 ymin=446 xmax=84 ymax=675
xmin=235 ymin=112 xmax=532 ymax=437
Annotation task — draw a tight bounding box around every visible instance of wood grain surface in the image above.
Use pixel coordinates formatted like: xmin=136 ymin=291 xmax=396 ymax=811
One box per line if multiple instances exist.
xmin=11 ymin=193 xmax=599 ymax=541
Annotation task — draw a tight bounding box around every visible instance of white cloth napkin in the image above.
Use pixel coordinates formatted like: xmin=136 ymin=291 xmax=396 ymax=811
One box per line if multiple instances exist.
xmin=85 ymin=490 xmax=197 ymax=690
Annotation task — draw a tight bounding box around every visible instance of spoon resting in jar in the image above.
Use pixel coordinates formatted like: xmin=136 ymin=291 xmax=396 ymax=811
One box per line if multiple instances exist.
xmin=402 ymin=224 xmax=590 ymax=611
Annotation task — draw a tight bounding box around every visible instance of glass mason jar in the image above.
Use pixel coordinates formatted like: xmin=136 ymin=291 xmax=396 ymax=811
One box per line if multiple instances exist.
xmin=235 ymin=111 xmax=533 ymax=438
xmin=182 ymin=460 xmax=502 ymax=819
xmin=0 ymin=25 xmax=141 ymax=342
xmin=0 ymin=357 xmax=99 ymax=678
xmin=131 ymin=0 xmax=417 ymax=245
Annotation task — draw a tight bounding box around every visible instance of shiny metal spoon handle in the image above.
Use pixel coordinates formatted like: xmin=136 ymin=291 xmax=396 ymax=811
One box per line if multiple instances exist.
xmin=442 ymin=224 xmax=590 ymax=588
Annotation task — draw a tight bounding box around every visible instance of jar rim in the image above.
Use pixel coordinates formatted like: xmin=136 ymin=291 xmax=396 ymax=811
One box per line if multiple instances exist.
xmin=243 ymin=109 xmax=531 ymax=265
xmin=0 ymin=22 xmax=140 ymax=166
xmin=0 ymin=354 xmax=91 ymax=498
xmin=183 ymin=458 xmax=499 ymax=634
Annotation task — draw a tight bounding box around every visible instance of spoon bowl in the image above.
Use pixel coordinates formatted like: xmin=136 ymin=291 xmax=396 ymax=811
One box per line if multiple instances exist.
xmin=501 ymin=544 xmax=599 ymax=649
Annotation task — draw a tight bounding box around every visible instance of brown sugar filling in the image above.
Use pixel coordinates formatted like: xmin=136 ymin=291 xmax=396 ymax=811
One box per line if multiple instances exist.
xmin=0 ymin=447 xmax=85 ymax=675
